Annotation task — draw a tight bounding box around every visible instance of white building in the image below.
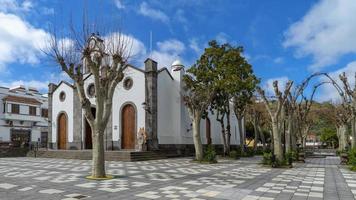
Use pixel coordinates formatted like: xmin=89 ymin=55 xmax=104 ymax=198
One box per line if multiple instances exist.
xmin=48 ymin=35 xmax=241 ymax=153
xmin=49 ymin=57 xmax=242 ymax=154
xmin=0 ymin=85 xmax=48 ymax=147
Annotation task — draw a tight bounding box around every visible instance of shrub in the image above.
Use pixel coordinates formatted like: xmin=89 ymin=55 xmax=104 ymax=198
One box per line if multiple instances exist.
xmin=245 ymin=147 xmax=255 ymax=157
xmin=262 ymin=152 xmax=290 ymax=168
xmin=285 ymin=151 xmax=294 ymax=165
xmin=337 ymin=149 xmax=348 ymax=156
xmin=255 ymin=147 xmax=265 ymax=155
xmin=262 ymin=152 xmax=272 ymax=165
xmin=229 ymin=150 xmax=240 ymax=160
xmin=240 ymin=147 xmax=255 ymax=157
xmin=347 ymin=148 xmax=356 ymax=170
xmin=203 ymin=145 xmax=217 ymax=163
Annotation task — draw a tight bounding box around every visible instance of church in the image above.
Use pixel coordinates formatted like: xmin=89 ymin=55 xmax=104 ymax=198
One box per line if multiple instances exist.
xmin=48 ymin=56 xmax=242 ymax=153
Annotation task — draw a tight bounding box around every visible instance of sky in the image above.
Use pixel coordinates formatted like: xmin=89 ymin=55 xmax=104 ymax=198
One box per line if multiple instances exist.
xmin=1 ymin=0 xmax=356 ymax=102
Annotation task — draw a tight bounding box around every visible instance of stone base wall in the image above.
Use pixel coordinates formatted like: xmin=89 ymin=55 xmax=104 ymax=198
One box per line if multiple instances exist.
xmin=0 ymin=148 xmax=29 ymax=157
xmin=158 ymin=144 xmax=240 ymax=156
xmin=69 ymin=142 xmax=82 ymax=150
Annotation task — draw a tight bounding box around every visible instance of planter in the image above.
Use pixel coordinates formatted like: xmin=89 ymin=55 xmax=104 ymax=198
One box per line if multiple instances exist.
xmin=298 ymin=152 xmax=305 ymax=163
xmin=340 ymin=153 xmax=348 ymax=165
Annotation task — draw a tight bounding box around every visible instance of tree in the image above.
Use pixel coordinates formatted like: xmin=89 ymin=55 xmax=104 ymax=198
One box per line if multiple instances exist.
xmin=320 ymin=127 xmax=338 ymax=148
xmin=246 ymin=101 xmax=267 ymax=151
xmin=46 ymin=26 xmax=132 ymax=178
xmin=257 ymin=80 xmax=293 ymax=161
xmin=320 ymin=72 xmax=355 ymax=147
xmin=183 ymin=52 xmax=215 ymax=161
xmin=205 ymin=40 xmax=258 ymax=155
xmin=197 ymin=40 xmax=259 ymax=155
xmin=334 ymin=103 xmax=350 ymax=151
xmin=207 ymin=41 xmax=234 ymax=156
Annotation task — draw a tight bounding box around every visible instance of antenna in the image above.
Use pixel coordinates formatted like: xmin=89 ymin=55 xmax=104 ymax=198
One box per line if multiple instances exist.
xmin=149 ymin=30 xmax=153 ymax=58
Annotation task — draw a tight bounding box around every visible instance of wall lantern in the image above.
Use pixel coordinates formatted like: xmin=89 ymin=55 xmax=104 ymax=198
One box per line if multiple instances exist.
xmin=141 ymin=102 xmax=151 ymax=114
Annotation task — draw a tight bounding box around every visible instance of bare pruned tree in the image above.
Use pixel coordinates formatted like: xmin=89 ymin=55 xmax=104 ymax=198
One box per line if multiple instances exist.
xmin=45 ymin=22 xmax=132 ymax=178
xmin=256 ymin=80 xmax=293 ymax=161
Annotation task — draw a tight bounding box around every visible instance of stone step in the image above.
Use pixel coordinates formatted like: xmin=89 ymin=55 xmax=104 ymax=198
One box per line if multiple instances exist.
xmin=27 ymin=150 xmax=168 ymax=161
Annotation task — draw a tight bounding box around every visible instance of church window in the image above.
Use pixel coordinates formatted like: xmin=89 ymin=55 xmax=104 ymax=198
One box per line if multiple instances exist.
xmin=87 ymin=84 xmax=95 ymax=97
xmin=59 ymin=91 xmax=66 ymax=102
xmin=123 ymin=77 xmax=133 ymax=90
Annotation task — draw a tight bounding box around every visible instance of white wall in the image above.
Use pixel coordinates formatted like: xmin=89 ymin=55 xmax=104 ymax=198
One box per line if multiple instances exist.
xmin=31 ymin=128 xmax=41 ymax=142
xmin=157 ymin=69 xmax=180 ymax=144
xmin=112 ymin=67 xmax=146 ymax=145
xmin=52 ymin=83 xmax=74 ymax=143
xmin=0 ymin=86 xmax=48 ymax=143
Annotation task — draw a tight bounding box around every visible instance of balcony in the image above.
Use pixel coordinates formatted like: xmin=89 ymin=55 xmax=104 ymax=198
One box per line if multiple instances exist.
xmin=2 ymin=113 xmax=46 ymax=123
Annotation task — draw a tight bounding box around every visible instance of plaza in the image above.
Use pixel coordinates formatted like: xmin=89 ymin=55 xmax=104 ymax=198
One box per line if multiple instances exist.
xmin=0 ymin=156 xmax=354 ymax=200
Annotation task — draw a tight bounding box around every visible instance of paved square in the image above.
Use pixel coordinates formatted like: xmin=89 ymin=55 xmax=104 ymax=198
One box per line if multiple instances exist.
xmin=0 ymin=156 xmax=354 ymax=199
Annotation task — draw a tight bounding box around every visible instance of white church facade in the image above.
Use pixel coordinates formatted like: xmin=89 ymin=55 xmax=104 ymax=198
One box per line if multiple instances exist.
xmin=48 ymin=58 xmax=241 ymax=153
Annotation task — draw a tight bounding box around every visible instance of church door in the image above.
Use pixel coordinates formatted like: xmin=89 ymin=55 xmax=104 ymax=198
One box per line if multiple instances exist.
xmin=121 ymin=104 xmax=136 ymax=149
xmin=85 ymin=120 xmax=92 ymax=149
xmin=85 ymin=108 xmax=96 ymax=149
xmin=206 ymin=118 xmax=212 ymax=145
xmin=58 ymin=113 xmax=67 ymax=150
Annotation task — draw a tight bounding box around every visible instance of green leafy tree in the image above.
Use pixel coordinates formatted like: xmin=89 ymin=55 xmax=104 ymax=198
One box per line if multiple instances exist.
xmin=207 ymin=40 xmax=258 ymax=155
xmin=183 ymin=52 xmax=215 ymax=161
xmin=320 ymin=127 xmax=338 ymax=148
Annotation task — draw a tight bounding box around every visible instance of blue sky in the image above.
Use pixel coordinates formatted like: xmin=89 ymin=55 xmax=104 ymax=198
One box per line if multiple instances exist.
xmin=1 ymin=0 xmax=356 ymax=101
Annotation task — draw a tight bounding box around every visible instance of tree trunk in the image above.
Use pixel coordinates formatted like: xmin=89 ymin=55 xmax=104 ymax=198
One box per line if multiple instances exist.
xmin=192 ymin=115 xmax=203 ymax=161
xmin=226 ymin=110 xmax=231 ymax=155
xmin=302 ymin=136 xmax=307 ymax=149
xmin=217 ymin=116 xmax=227 ymax=156
xmin=285 ymin=114 xmax=292 ymax=153
xmin=237 ymin=117 xmax=245 ymax=153
xmin=253 ymin=116 xmax=259 ymax=152
xmin=258 ymin=125 xmax=266 ymax=151
xmin=272 ymin=118 xmax=283 ymax=161
xmin=91 ymin=126 xmax=106 ymax=178
xmin=352 ymin=116 xmax=356 ymax=149
xmin=291 ymin=118 xmax=297 ymax=150
xmin=339 ymin=124 xmax=347 ymax=151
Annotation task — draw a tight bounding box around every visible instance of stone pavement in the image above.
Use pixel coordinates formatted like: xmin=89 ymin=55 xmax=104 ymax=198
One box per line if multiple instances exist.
xmin=0 ymin=156 xmax=354 ymax=200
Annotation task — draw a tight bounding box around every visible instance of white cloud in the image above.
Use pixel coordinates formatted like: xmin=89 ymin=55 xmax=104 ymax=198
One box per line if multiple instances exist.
xmin=273 ymin=57 xmax=284 ymax=64
xmin=175 ymin=9 xmax=187 ymax=24
xmin=189 ymin=38 xmax=203 ymax=55
xmin=317 ymin=61 xmax=356 ymax=102
xmin=114 ymin=0 xmax=125 ymax=9
xmin=0 ymin=72 xmax=71 ymax=93
xmin=263 ymin=76 xmax=289 ymax=96
xmin=0 ymin=80 xmax=49 ymax=91
xmin=242 ymin=53 xmax=251 ymax=61
xmin=157 ymin=39 xmax=185 ymax=54
xmin=41 ymin=7 xmax=54 ymax=15
xmin=283 ymin=0 xmax=356 ymax=71
xmin=0 ymin=0 xmax=33 ymax=13
xmin=103 ymin=32 xmax=147 ymax=65
xmin=0 ymin=12 xmax=50 ymax=72
xmin=138 ymin=2 xmax=169 ymax=24
xmin=216 ymin=32 xmax=229 ymax=44
xmin=151 ymin=39 xmax=185 ymax=68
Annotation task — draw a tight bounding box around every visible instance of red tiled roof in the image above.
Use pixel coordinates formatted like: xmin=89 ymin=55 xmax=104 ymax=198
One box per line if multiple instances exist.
xmin=3 ymin=95 xmax=42 ymax=105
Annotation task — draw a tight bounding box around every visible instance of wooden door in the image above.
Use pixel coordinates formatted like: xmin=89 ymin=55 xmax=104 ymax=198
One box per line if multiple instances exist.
xmin=85 ymin=108 xmax=95 ymax=149
xmin=85 ymin=120 xmax=92 ymax=149
xmin=206 ymin=118 xmax=212 ymax=145
xmin=121 ymin=104 xmax=136 ymax=149
xmin=58 ymin=113 xmax=67 ymax=150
